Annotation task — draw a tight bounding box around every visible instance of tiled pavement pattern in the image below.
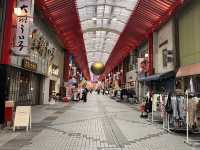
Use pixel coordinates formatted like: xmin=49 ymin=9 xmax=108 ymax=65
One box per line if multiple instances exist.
xmin=0 ymin=94 xmax=198 ymax=150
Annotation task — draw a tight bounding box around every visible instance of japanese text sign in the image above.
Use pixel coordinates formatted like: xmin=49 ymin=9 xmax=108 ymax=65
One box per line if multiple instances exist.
xmin=12 ymin=0 xmax=34 ymax=56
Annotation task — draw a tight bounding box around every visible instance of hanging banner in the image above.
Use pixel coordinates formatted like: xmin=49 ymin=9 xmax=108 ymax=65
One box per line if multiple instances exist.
xmin=12 ymin=0 xmax=34 ymax=56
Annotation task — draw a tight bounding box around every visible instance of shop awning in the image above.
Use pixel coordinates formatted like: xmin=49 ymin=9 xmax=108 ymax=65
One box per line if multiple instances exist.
xmin=138 ymin=71 xmax=175 ymax=82
xmin=176 ymin=63 xmax=200 ymax=77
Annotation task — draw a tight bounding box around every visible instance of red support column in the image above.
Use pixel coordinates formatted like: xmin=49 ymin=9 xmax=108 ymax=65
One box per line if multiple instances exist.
xmin=1 ymin=0 xmax=15 ymax=64
xmin=148 ymin=34 xmax=153 ymax=76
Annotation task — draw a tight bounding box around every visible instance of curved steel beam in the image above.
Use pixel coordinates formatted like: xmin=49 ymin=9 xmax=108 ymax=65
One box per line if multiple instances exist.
xmin=83 ymin=27 xmax=120 ymax=34
xmin=78 ymin=3 xmax=133 ymax=11
xmin=80 ymin=17 xmax=126 ymax=24
xmin=86 ymin=50 xmax=111 ymax=54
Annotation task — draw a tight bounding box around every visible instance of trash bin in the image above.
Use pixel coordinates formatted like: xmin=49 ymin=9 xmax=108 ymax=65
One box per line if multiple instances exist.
xmin=5 ymin=101 xmax=15 ymax=126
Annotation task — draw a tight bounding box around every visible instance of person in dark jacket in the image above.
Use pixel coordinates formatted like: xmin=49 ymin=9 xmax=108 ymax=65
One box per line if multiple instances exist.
xmin=82 ymin=88 xmax=88 ymax=102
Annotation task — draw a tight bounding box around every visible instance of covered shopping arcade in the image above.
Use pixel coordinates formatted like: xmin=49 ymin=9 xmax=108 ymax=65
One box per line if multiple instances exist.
xmin=1 ymin=0 xmax=200 ymax=149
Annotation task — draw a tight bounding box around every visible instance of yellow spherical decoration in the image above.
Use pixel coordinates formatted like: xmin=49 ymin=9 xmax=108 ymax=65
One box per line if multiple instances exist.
xmin=91 ymin=62 xmax=105 ymax=75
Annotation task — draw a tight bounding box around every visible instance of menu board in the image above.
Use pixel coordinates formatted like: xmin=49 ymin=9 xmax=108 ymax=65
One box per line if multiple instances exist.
xmin=13 ymin=106 xmax=31 ymax=131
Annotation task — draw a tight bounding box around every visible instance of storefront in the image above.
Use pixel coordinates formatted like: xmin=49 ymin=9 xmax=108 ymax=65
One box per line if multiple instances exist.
xmin=48 ymin=59 xmax=65 ymax=100
xmin=0 ymin=4 xmax=65 ymax=106
xmin=170 ymin=0 xmax=200 ymax=133
xmin=139 ymin=71 xmax=175 ymax=93
xmin=148 ymin=18 xmax=176 ymax=93
xmin=126 ymin=70 xmax=137 ymax=90
xmin=176 ymin=0 xmax=200 ymax=94
xmin=7 ymin=65 xmax=43 ymax=105
xmin=137 ymin=43 xmax=148 ymax=99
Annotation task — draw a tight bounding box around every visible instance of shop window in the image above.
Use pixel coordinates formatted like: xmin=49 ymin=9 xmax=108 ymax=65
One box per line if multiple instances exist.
xmin=8 ymin=66 xmax=42 ymax=105
xmin=8 ymin=67 xmax=32 ymax=106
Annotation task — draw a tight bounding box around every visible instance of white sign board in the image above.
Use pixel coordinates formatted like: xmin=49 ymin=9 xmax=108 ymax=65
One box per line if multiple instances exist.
xmin=12 ymin=0 xmax=34 ymax=56
xmin=137 ymin=58 xmax=145 ymax=72
xmin=13 ymin=106 xmax=31 ymax=131
xmin=126 ymin=70 xmax=137 ymax=82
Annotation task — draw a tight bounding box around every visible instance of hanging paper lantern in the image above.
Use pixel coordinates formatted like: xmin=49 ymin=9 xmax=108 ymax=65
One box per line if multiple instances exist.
xmin=91 ymin=62 xmax=105 ymax=75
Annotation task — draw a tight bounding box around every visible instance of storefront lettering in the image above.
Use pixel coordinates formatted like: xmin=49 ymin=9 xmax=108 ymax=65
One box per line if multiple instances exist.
xmin=22 ymin=59 xmax=37 ymax=72
xmin=49 ymin=64 xmax=59 ymax=76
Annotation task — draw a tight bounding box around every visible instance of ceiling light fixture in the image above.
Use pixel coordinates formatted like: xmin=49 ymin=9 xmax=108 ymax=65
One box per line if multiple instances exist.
xmin=92 ymin=17 xmax=97 ymax=21
xmin=112 ymin=17 xmax=117 ymax=21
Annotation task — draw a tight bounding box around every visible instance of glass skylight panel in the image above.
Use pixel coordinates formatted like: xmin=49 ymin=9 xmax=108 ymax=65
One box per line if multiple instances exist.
xmin=86 ymin=7 xmax=95 ymax=17
xmin=86 ymin=0 xmax=95 ymax=5
xmin=82 ymin=20 xmax=95 ymax=30
xmin=103 ymin=19 xmax=108 ymax=26
xmin=104 ymin=5 xmax=111 ymax=16
xmin=78 ymin=8 xmax=85 ymax=19
xmin=77 ymin=0 xmax=138 ymax=67
xmin=121 ymin=9 xmax=130 ymax=17
xmin=97 ymin=0 xmax=105 ymax=4
xmin=112 ymin=7 xmax=121 ymax=17
xmin=110 ymin=20 xmax=124 ymax=31
xmin=96 ymin=19 xmax=102 ymax=27
xmin=97 ymin=6 xmax=104 ymax=18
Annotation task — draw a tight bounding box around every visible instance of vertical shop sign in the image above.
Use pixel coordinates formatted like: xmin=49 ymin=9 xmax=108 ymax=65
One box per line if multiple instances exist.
xmin=12 ymin=0 xmax=34 ymax=56
xmin=137 ymin=58 xmax=145 ymax=72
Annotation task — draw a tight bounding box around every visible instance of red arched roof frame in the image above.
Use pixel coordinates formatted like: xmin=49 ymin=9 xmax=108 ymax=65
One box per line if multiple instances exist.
xmin=35 ymin=0 xmax=90 ymax=80
xmin=100 ymin=0 xmax=184 ymax=79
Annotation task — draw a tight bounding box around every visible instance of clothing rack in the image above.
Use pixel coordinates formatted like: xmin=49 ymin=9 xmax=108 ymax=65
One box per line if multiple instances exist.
xmin=150 ymin=94 xmax=164 ymax=124
xmin=162 ymin=94 xmax=171 ymax=132
xmin=162 ymin=93 xmax=186 ymax=132
xmin=185 ymin=91 xmax=200 ymax=146
xmin=151 ymin=91 xmax=200 ymax=146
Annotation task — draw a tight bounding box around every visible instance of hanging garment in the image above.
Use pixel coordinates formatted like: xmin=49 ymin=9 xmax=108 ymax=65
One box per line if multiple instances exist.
xmin=171 ymin=96 xmax=179 ymax=120
xmin=152 ymin=94 xmax=159 ymax=111
xmin=190 ymin=78 xmax=195 ymax=94
xmin=196 ymin=101 xmax=200 ymax=127
xmin=160 ymin=95 xmax=165 ymax=119
xmin=165 ymin=94 xmax=173 ymax=114
xmin=177 ymin=96 xmax=186 ymax=120
xmin=188 ymin=98 xmax=199 ymax=128
xmin=145 ymin=96 xmax=152 ymax=113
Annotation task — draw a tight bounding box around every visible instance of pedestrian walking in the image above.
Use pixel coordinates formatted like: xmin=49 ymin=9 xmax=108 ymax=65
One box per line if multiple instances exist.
xmin=82 ymin=87 xmax=88 ymax=102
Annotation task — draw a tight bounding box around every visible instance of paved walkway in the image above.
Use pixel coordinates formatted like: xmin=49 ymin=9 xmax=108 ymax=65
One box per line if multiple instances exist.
xmin=0 ymin=94 xmax=198 ymax=150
